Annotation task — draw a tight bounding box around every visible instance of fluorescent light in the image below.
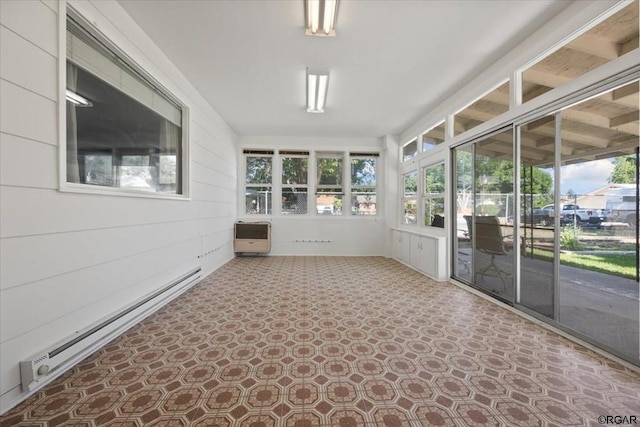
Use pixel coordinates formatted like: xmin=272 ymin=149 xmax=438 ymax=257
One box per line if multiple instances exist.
xmin=308 ymin=0 xmax=319 ymax=34
xmin=317 ymin=75 xmax=328 ymax=110
xmin=323 ymin=0 xmax=336 ymax=35
xmin=307 ymin=68 xmax=329 ymax=113
xmin=307 ymin=74 xmax=318 ymax=112
xmin=305 ymin=0 xmax=338 ymax=36
xmin=66 ymin=89 xmax=92 ymax=107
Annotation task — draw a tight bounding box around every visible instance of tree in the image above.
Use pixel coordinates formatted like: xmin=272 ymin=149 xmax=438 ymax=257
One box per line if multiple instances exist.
xmin=493 ymin=162 xmax=552 ymax=198
xmin=317 ymin=158 xmax=342 ymax=186
xmin=608 ymin=155 xmax=638 ymax=184
xmin=282 ymin=157 xmax=308 ymax=185
xmin=351 ymin=158 xmax=376 ymax=186
xmin=246 ymin=156 xmax=272 ymax=184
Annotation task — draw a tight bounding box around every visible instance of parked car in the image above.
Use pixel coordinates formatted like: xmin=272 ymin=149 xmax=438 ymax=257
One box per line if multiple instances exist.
xmin=521 ymin=208 xmax=553 ymax=226
xmin=542 ymin=203 xmax=608 ymax=224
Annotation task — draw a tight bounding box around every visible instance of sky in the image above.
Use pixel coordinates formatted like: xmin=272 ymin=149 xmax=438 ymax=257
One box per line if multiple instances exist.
xmin=559 ymin=159 xmax=615 ymax=195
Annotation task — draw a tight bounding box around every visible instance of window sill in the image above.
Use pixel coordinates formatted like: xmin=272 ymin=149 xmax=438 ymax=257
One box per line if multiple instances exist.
xmin=59 ymin=182 xmax=190 ymax=201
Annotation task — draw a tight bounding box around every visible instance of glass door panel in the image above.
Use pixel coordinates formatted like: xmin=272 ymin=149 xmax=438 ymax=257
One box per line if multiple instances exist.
xmin=473 ymin=129 xmax=515 ymax=301
xmin=557 ymin=81 xmax=639 ymax=361
xmin=453 ymin=146 xmax=473 ymax=282
xmin=518 ymin=117 xmax=556 ymax=318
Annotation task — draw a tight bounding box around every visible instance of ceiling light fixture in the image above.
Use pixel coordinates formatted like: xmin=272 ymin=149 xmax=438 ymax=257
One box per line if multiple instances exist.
xmin=307 ymin=68 xmax=329 ymax=113
xmin=65 ymin=89 xmax=93 ymax=107
xmin=305 ymin=0 xmax=338 ymax=36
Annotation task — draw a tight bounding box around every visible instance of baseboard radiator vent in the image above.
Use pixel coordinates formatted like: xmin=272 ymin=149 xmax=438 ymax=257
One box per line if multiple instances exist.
xmin=20 ymin=268 xmax=201 ymax=393
xmin=234 ymin=221 xmax=271 ymax=255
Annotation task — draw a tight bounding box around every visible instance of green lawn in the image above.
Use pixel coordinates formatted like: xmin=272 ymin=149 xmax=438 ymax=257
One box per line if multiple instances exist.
xmin=526 ymin=248 xmax=638 ymax=280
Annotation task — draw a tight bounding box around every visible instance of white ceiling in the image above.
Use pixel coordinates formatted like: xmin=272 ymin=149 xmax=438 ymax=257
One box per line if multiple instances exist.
xmin=117 ymin=0 xmax=573 ymax=138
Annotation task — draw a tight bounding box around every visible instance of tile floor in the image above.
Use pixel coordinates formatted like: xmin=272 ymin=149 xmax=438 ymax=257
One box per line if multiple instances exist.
xmin=1 ymin=256 xmax=639 ymax=426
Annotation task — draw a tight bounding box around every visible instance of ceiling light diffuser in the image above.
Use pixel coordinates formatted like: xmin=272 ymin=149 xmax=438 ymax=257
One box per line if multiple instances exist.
xmin=306 ymin=68 xmax=329 ymax=113
xmin=65 ymin=89 xmax=93 ymax=107
xmin=305 ymin=0 xmax=338 ymax=36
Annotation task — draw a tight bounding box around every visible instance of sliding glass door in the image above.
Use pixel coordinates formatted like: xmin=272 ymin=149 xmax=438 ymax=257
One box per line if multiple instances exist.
xmin=453 ymin=80 xmax=639 ymax=363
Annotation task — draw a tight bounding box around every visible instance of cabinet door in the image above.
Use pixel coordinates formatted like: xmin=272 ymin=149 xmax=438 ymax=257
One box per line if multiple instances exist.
xmin=401 ymin=232 xmax=411 ymax=263
xmin=410 ymin=236 xmax=439 ymax=277
xmin=420 ymin=237 xmax=437 ymax=277
xmin=410 ymin=234 xmax=422 ymax=268
xmin=392 ymin=231 xmax=411 ymax=264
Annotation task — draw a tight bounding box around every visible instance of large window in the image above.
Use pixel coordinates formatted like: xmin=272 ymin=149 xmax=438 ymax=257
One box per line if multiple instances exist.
xmin=245 ymin=150 xmax=273 ymax=215
xmin=66 ymin=14 xmax=184 ymax=195
xmin=350 ymin=154 xmax=378 ymax=215
xmin=316 ymin=153 xmax=343 ymax=215
xmin=242 ymin=150 xmax=379 ymax=217
xmin=281 ymin=151 xmax=309 ymax=215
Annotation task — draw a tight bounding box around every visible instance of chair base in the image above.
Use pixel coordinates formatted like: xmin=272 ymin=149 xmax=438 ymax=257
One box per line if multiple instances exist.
xmin=475 ymin=254 xmax=512 ymax=289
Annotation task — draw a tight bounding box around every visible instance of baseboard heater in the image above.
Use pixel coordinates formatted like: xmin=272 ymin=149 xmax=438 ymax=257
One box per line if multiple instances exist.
xmin=20 ymin=268 xmax=201 ymax=393
xmin=234 ymin=221 xmax=271 ymax=255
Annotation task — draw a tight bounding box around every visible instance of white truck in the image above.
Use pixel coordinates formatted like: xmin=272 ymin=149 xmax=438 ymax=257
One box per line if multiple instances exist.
xmin=605 ymin=186 xmax=637 ymax=227
xmin=610 ymin=201 xmax=638 ymax=227
xmin=542 ymin=203 xmax=608 ymax=224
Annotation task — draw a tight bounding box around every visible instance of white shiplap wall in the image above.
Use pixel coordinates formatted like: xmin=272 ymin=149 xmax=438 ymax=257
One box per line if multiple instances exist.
xmin=0 ymin=0 xmax=237 ymax=412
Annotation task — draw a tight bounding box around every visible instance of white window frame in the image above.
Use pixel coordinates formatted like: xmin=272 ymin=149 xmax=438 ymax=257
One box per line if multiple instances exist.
xmin=280 ymin=151 xmax=310 ymax=215
xmin=244 ymin=150 xmax=274 ymax=215
xmin=422 ymin=162 xmax=446 ymax=228
xmin=315 ymin=152 xmax=345 ymax=216
xmin=350 ymin=153 xmax=379 ymax=216
xmin=237 ymin=148 xmax=381 ymax=218
xmin=402 ymin=170 xmax=418 ymax=225
xmin=58 ymin=5 xmax=189 ymax=200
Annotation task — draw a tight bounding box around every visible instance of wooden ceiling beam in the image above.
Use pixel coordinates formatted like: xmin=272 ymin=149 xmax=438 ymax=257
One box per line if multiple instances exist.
xmin=478 ymin=90 xmax=510 ymax=106
xmin=612 ymin=82 xmax=639 ymax=101
xmin=529 ymin=136 xmax=574 ymax=155
xmin=477 ymin=132 xmax=552 ymax=162
xmin=522 ymin=68 xmax=572 ymax=89
xmin=619 ymin=36 xmax=639 ymax=56
xmin=463 ymin=100 xmax=639 ymax=138
xmin=563 ymin=108 xmax=639 ymax=137
xmin=452 ymin=118 xmax=479 ymax=135
xmin=560 ymin=138 xmax=640 ymax=164
xmin=480 ymin=141 xmax=547 ymax=162
xmin=522 ymin=85 xmax=552 ymax=103
xmin=567 ymin=35 xmax=619 ymax=60
xmin=523 ymin=116 xmax=554 ymax=131
xmin=611 ymin=111 xmax=639 ymax=127
xmin=525 ymin=123 xmax=613 ymax=148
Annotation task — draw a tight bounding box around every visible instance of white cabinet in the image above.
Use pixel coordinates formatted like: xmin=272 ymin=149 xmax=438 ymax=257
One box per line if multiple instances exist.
xmin=410 ymin=234 xmax=429 ymax=274
xmin=392 ymin=230 xmax=411 ymax=264
xmin=392 ymin=229 xmax=446 ymax=280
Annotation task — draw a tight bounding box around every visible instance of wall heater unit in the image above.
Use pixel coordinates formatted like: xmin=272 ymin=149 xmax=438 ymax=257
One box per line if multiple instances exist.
xmin=234 ymin=221 xmax=271 ymax=254
xmin=20 ymin=268 xmax=201 ymax=393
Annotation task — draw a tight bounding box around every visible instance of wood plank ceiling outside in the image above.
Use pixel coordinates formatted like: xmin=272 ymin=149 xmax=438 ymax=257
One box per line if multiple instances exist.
xmin=456 ymin=0 xmax=639 ymax=167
